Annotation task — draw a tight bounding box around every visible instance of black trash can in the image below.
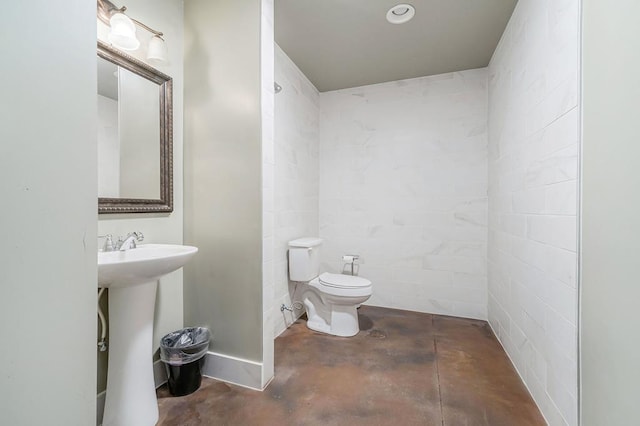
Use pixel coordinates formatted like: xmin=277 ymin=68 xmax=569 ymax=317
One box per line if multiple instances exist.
xmin=160 ymin=327 xmax=210 ymax=396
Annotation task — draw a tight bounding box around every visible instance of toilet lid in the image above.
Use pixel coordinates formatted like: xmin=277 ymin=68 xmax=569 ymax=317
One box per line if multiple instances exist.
xmin=319 ymin=272 xmax=371 ymax=289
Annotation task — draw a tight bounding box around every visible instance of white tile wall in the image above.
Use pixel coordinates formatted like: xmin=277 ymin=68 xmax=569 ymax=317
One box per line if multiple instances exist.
xmin=261 ymin=0 xmax=275 ymax=387
xmin=273 ymin=44 xmax=320 ymax=337
xmin=487 ymin=0 xmax=580 ymax=424
xmin=319 ymin=70 xmax=489 ymax=320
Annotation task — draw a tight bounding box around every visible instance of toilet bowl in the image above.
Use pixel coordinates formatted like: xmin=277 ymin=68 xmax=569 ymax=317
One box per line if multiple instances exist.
xmin=288 ymin=238 xmax=372 ymax=337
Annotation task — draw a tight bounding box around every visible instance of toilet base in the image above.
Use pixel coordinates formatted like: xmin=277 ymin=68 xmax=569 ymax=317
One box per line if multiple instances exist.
xmin=306 ymin=303 xmax=360 ymax=337
xmin=302 ymin=286 xmax=370 ymax=337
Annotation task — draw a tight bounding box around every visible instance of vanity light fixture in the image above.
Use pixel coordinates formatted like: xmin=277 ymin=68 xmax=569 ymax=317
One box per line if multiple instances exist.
xmin=97 ymin=0 xmax=168 ymax=63
xmin=146 ymin=35 xmax=168 ymax=64
xmin=386 ymin=3 xmax=416 ymax=24
xmin=107 ymin=11 xmax=139 ymax=51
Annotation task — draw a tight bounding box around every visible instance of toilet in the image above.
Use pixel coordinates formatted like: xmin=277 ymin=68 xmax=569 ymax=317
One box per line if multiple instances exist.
xmin=288 ymin=237 xmax=372 ymax=337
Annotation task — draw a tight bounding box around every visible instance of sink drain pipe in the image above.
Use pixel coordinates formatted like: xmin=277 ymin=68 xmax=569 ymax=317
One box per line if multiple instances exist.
xmin=97 ymin=288 xmax=108 ymax=351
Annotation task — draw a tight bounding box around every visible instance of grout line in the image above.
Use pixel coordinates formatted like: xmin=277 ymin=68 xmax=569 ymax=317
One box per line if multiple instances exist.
xmin=433 ymin=316 xmax=446 ymax=426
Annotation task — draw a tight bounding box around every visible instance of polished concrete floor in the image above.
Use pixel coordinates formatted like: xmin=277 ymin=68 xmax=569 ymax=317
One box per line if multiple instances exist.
xmin=157 ymin=306 xmax=545 ymax=426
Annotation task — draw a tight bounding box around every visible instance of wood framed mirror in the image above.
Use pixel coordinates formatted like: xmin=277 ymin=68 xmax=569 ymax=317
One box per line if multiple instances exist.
xmin=97 ymin=40 xmax=173 ymax=214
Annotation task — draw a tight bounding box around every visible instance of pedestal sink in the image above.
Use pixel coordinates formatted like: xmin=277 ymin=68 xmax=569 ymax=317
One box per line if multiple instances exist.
xmin=98 ymin=244 xmax=198 ymax=426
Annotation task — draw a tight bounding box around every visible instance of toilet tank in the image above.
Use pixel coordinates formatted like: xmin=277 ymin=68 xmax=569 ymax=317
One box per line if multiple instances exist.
xmin=288 ymin=237 xmax=323 ymax=281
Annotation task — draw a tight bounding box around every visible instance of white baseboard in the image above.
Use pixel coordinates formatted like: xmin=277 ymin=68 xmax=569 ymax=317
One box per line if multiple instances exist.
xmin=202 ymin=351 xmax=264 ymax=391
xmin=154 ymin=358 xmax=168 ymax=388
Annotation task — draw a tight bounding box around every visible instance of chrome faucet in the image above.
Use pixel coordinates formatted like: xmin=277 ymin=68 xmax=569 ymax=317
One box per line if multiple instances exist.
xmin=117 ymin=232 xmax=144 ymax=251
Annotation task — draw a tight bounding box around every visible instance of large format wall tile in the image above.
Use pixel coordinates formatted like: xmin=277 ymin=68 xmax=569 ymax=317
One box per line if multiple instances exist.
xmin=487 ymin=0 xmax=580 ymax=424
xmin=319 ymin=69 xmax=489 ymax=320
xmin=273 ymin=45 xmax=320 ymax=336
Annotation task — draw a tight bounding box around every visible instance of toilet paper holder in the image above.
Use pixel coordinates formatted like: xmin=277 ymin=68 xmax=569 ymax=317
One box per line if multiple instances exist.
xmin=342 ymin=254 xmax=360 ymax=276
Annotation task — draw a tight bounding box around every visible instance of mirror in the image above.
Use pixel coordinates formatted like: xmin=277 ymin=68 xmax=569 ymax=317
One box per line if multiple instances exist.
xmin=97 ymin=41 xmax=173 ymax=213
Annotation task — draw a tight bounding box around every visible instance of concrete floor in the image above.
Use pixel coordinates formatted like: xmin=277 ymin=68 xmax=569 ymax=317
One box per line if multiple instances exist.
xmin=157 ymin=306 xmax=545 ymax=425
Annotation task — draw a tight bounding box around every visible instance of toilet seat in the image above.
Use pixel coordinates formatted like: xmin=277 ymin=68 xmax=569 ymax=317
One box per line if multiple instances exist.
xmin=319 ymin=272 xmax=371 ymax=289
xmin=310 ymin=272 xmax=372 ymax=298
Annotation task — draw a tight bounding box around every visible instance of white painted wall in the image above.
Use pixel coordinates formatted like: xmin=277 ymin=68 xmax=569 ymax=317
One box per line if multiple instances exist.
xmin=184 ymin=0 xmax=264 ymax=386
xmin=0 ymin=1 xmax=97 ymax=424
xmin=97 ymin=0 xmax=184 ymax=396
xmin=273 ymin=44 xmax=320 ymax=336
xmin=319 ymin=70 xmax=488 ymax=320
xmin=487 ymin=0 xmax=580 ymax=424
xmin=581 ymin=0 xmax=640 ymax=424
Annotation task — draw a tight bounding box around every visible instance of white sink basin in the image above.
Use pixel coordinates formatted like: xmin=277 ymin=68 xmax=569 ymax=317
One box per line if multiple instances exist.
xmin=98 ymin=244 xmax=198 ymax=288
xmin=99 ymin=243 xmax=198 ymax=426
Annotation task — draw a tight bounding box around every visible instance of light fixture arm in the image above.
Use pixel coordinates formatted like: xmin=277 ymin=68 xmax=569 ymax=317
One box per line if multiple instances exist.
xmin=97 ymin=0 xmax=163 ymax=37
xmin=129 ymin=17 xmax=163 ymax=38
xmin=97 ymin=0 xmax=124 ymax=25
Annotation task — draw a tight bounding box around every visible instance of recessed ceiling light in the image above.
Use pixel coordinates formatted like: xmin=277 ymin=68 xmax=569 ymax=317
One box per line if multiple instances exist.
xmin=386 ymin=4 xmax=415 ymax=24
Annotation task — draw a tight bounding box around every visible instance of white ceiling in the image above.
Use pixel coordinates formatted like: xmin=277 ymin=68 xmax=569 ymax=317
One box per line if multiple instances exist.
xmin=275 ymin=0 xmax=518 ymax=92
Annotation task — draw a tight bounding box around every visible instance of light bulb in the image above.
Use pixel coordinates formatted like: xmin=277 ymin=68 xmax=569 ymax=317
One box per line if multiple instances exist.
xmin=147 ymin=35 xmax=168 ymax=63
xmin=108 ymin=12 xmax=140 ymax=51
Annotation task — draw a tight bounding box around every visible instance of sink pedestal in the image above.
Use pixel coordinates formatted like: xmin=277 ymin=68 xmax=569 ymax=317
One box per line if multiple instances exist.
xmin=98 ymin=244 xmax=198 ymax=425
xmin=103 ymin=281 xmax=159 ymax=426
